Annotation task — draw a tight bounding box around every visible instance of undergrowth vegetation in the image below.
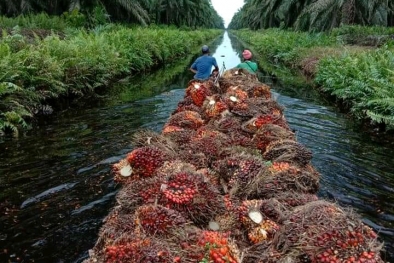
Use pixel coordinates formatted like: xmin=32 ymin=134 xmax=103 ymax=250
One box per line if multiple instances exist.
xmin=233 ymin=27 xmax=394 ymax=130
xmin=0 ymin=25 xmax=221 ymax=136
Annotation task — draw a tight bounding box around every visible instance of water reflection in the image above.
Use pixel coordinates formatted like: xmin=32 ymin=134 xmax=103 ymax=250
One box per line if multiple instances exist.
xmin=211 ymin=31 xmax=242 ymax=71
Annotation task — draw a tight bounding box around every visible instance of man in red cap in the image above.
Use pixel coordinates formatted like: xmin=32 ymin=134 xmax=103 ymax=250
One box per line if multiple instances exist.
xmin=235 ymin=49 xmax=258 ymax=74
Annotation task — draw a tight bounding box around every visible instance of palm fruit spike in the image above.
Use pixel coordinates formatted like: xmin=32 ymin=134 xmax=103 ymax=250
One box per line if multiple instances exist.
xmin=214 ymin=154 xmax=265 ymax=187
xmin=188 ymin=131 xmax=230 ymax=164
xmin=251 ymin=124 xmax=295 ymax=153
xmin=116 ymin=176 xmax=163 ymax=212
xmin=126 ymin=146 xmax=172 ymax=178
xmin=201 ymin=95 xmax=228 ymax=120
xmin=134 ymin=205 xmax=187 ymax=235
xmin=185 ymin=81 xmax=211 ymax=107
xmin=263 ymin=139 xmax=313 ymax=166
xmin=247 ymin=219 xmax=280 ymax=244
xmin=242 ymin=114 xmax=289 ymax=133
xmin=162 ymin=126 xmax=196 ymax=147
xmin=166 ymin=111 xmax=204 ymax=130
xmin=197 ymin=231 xmax=240 ymax=263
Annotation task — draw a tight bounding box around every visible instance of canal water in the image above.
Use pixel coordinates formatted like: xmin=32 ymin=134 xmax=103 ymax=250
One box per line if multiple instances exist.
xmin=0 ymin=32 xmax=393 ymax=263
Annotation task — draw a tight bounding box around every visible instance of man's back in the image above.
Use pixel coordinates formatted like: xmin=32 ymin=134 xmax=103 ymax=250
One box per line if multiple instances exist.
xmin=191 ymin=55 xmax=218 ymax=80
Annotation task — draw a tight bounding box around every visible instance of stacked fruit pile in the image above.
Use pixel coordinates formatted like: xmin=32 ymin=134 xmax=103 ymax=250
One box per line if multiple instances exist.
xmin=84 ymin=69 xmax=384 ymax=263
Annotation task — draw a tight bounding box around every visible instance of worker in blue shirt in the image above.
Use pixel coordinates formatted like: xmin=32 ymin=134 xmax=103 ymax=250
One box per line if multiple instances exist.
xmin=190 ymin=45 xmax=219 ymax=81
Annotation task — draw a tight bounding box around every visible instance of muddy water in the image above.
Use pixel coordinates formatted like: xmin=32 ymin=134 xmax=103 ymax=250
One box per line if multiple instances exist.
xmin=0 ymin=32 xmax=393 ymax=262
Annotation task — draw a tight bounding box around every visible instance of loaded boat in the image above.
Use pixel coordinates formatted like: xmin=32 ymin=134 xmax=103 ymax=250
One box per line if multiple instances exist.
xmin=84 ymin=69 xmax=384 ymax=263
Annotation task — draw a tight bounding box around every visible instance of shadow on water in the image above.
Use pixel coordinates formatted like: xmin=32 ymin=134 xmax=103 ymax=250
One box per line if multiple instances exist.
xmin=0 ymin=31 xmax=394 ymax=263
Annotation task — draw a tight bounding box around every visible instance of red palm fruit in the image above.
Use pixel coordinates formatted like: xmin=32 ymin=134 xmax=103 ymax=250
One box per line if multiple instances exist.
xmin=249 ymin=83 xmax=272 ymax=99
xmin=202 ymin=95 xmax=228 ymax=119
xmin=161 ymin=171 xmax=224 ymax=225
xmin=186 ymin=82 xmax=211 ymax=106
xmin=167 ymin=111 xmax=204 ymax=130
xmin=104 ymin=239 xmax=150 ymax=263
xmin=126 ymin=146 xmax=172 ymax=178
xmin=103 ymin=238 xmax=173 ymax=263
xmin=269 ymin=161 xmax=291 ymax=172
xmin=162 ymin=125 xmax=185 ymax=134
xmin=247 ymin=219 xmax=280 ymax=244
xmin=134 ymin=205 xmax=187 ymax=235
xmin=197 ymin=231 xmax=240 ymax=263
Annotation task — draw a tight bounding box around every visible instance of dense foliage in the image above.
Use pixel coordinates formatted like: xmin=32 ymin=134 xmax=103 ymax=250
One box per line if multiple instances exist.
xmin=316 ymin=48 xmax=394 ymax=129
xmin=0 ymin=25 xmax=221 ymax=136
xmin=229 ymin=0 xmax=394 ymax=31
xmin=233 ymin=28 xmax=394 ymax=130
xmin=0 ymin=0 xmax=224 ymax=29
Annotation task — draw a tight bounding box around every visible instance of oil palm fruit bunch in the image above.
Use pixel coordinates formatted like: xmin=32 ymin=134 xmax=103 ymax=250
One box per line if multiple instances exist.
xmin=162 ymin=125 xmax=196 ymax=147
xmin=276 ymin=201 xmax=383 ymax=263
xmin=134 ymin=204 xmax=187 ymax=236
xmin=216 ymin=154 xmax=266 ymax=190
xmin=201 ymin=94 xmax=228 ymax=120
xmin=116 ymin=176 xmax=163 ymax=212
xmin=247 ymin=83 xmax=272 ymax=99
xmin=237 ymin=199 xmax=265 ymax=230
xmin=126 ymin=146 xmax=173 ymax=178
xmin=247 ymin=219 xmax=280 ymax=244
xmin=250 ymin=124 xmax=295 ymax=153
xmin=166 ymin=110 xmax=204 ymax=130
xmin=185 ymin=81 xmax=212 ymax=107
xmin=263 ymin=139 xmax=313 ymax=166
xmin=243 ymin=162 xmax=320 ymax=199
xmin=161 ymin=171 xmax=224 ymax=224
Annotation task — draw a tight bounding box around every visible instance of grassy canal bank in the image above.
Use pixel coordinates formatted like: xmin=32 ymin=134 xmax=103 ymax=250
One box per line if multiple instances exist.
xmin=232 ymin=27 xmax=394 ymax=133
xmin=0 ymin=21 xmax=222 ymax=136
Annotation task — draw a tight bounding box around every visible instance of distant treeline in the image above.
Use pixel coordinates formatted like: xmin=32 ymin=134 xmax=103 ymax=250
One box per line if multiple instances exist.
xmin=229 ymin=0 xmax=394 ymax=31
xmin=0 ymin=0 xmax=224 ymax=29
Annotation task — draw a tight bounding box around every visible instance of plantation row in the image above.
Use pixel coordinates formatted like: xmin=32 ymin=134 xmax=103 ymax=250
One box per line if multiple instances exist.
xmin=0 ymin=25 xmax=222 ymax=136
xmin=233 ymin=27 xmax=394 ymax=131
xmin=84 ymin=70 xmax=385 ymax=263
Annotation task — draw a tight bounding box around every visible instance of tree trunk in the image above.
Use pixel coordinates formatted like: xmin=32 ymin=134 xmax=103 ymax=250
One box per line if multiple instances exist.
xmin=341 ymin=0 xmax=355 ymax=25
